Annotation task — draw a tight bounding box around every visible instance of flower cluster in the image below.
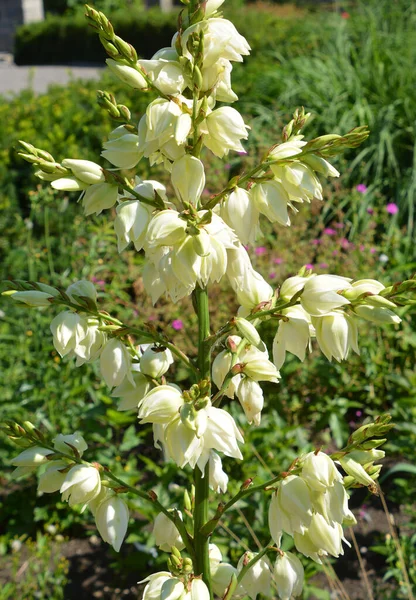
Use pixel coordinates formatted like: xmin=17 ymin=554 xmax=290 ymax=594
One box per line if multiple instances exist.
xmin=11 ymin=432 xmax=129 ymax=552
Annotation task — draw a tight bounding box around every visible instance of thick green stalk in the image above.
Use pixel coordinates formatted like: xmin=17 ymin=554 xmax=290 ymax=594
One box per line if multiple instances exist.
xmin=193 ymin=285 xmax=213 ymax=597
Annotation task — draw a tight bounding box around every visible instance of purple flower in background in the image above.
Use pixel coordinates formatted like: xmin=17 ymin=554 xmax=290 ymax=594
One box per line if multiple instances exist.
xmin=323 ymin=228 xmax=336 ymax=236
xmin=172 ymin=319 xmax=184 ymax=331
xmin=356 ymin=410 xmax=362 ymax=417
xmin=356 ymin=184 xmax=368 ymax=193
xmin=269 ymin=272 xmax=276 ymax=280
xmin=255 ymin=246 xmax=267 ymax=256
xmin=312 ymin=239 xmax=321 ymax=246
xmin=360 ymin=244 xmax=365 ymax=251
xmin=386 ymin=203 xmax=399 ymax=215
xmin=332 ymin=250 xmax=339 ymax=256
xmin=319 ymin=262 xmax=329 ymax=269
xmin=367 ymin=207 xmax=374 ymax=214
xmin=224 ymin=163 xmax=231 ymax=170
xmin=334 ymin=222 xmax=344 ymax=229
xmin=305 ymin=263 xmax=314 ymax=270
xmin=273 ymin=257 xmax=283 ymax=265
xmin=340 ymin=238 xmax=350 ymax=249
xmin=370 ymin=247 xmax=377 ymax=254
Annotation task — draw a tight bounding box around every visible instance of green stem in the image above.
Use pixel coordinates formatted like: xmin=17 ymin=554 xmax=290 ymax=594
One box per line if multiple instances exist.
xmin=193 ymin=286 xmax=213 ymax=597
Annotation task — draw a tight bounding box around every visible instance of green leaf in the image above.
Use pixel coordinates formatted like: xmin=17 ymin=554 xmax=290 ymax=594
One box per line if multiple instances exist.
xmin=379 ymin=462 xmax=416 ymax=482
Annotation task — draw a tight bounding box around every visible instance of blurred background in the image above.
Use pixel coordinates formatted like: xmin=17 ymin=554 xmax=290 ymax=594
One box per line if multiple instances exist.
xmin=0 ymin=0 xmax=415 ymax=598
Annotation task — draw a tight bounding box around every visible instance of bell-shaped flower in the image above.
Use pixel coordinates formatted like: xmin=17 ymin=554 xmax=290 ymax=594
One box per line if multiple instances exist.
xmin=204 ymin=0 xmax=226 ymax=16
xmin=313 ymin=480 xmax=351 ymax=526
xmin=339 ymin=455 xmax=376 ymax=487
xmin=237 ymin=551 xmax=272 ymax=599
xmin=293 ymin=530 xmax=325 ymax=564
xmin=147 ymin=210 xmax=188 ymax=248
xmin=160 ymin=577 xmax=185 ymax=600
xmin=271 ymin=162 xmax=323 ymax=202
xmin=251 ymin=181 xmax=291 ymax=226
xmin=212 ymin=344 xmax=241 ymax=399
xmin=144 ymin=97 xmax=192 ymax=152
xmin=302 ymin=153 xmax=339 ymax=178
xmin=139 ymin=48 xmax=185 ymax=96
xmin=106 ymin=58 xmax=147 ymax=89
xmin=139 ymin=345 xmax=174 ymax=379
xmin=51 ymin=176 xmax=90 ymax=192
xmin=171 ymin=155 xmax=205 ymax=207
xmin=177 ymin=19 xmax=250 ymax=69
xmin=220 ymin=187 xmax=260 ymax=244
xmin=344 ymin=278 xmax=385 ymax=300
xmin=153 ymin=510 xmax=185 ymax=552
xmin=61 ymin=159 xmax=105 ymax=185
xmin=212 ymin=60 xmax=239 ymax=103
xmin=66 ymin=280 xmax=97 ymax=303
xmin=38 ymin=460 xmax=68 ymax=493
xmin=307 ymin=513 xmax=348 ymax=558
xmin=272 ymin=306 xmax=313 ymax=369
xmin=115 ymin=200 xmax=153 ymax=252
xmin=99 ymin=338 xmax=133 ymax=389
xmin=12 ymin=446 xmax=53 ymax=467
xmin=212 ymin=563 xmax=238 ymax=598
xmin=268 ymin=476 xmax=313 ymax=543
xmin=112 ymin=366 xmax=153 ymax=411
xmin=60 ymin=464 xmax=101 ymax=508
xmin=140 ymin=572 xmax=172 ymax=600
xmin=312 ymin=310 xmax=359 ymax=362
xmin=301 ymin=451 xmax=342 ymax=493
xmin=53 ymin=431 xmax=88 ymax=456
xmin=81 ymin=182 xmax=119 ymax=216
xmin=235 ymin=318 xmax=261 ymax=347
xmin=242 ymin=353 xmax=280 ymax=383
xmin=74 ymin=319 xmax=107 ymax=366
xmin=186 ymin=579 xmax=210 ymax=600
xmin=279 ymin=275 xmax=309 ymax=302
xmin=273 ymin=551 xmax=304 ymax=600
xmin=138 ymin=385 xmax=184 ymax=424
xmin=101 ymin=125 xmax=141 ymax=169
xmin=208 ymin=450 xmax=229 ymax=493
xmin=226 ymin=245 xmax=273 ymax=313
xmin=202 ymin=107 xmax=249 ymax=157
xmin=50 ymin=311 xmax=88 ymax=357
xmin=353 ymin=304 xmax=401 ymax=325
xmin=300 ymin=274 xmax=352 ymax=317
xmin=236 ymin=378 xmax=264 ymax=426
xmin=95 ymin=494 xmax=129 ymax=552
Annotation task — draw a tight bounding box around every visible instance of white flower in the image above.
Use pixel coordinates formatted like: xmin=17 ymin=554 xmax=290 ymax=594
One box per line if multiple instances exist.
xmin=353 ymin=304 xmax=401 ymax=325
xmin=212 ymin=345 xmax=240 ymax=399
xmin=268 ymin=140 xmax=306 ymax=161
xmin=302 ymin=154 xmax=340 ymax=177
xmin=101 ymin=125 xmax=141 ymax=169
xmin=237 ymin=551 xmax=272 ymax=599
xmin=235 ymin=317 xmax=261 ymax=346
xmin=106 ymin=59 xmax=147 ymax=89
xmin=300 ymin=274 xmax=352 ymax=317
xmin=112 ymin=367 xmax=153 ymax=411
xmin=50 ymin=311 xmax=88 ymax=357
xmin=273 ymin=552 xmax=304 ymax=600
xmin=202 ymin=107 xmax=249 ymax=157
xmin=99 ymin=338 xmax=133 ymax=389
xmin=307 ymin=513 xmax=348 ymax=558
xmin=139 ymin=345 xmax=174 ymax=379
xmin=279 ymin=275 xmax=309 ymax=302
xmin=220 ymin=187 xmax=260 ymax=244
xmin=139 ymin=48 xmax=185 ymax=96
xmin=178 ymin=18 xmax=250 ymax=68
xmin=293 ymin=530 xmax=325 ymax=564
xmin=73 ymin=319 xmax=107 ymax=366
xmin=81 ymin=182 xmax=119 ymax=216
xmin=236 ymin=378 xmax=264 ymax=426
xmin=160 ymin=578 xmax=185 ymax=600
xmin=268 ymin=476 xmax=313 ymax=544
xmin=171 ymin=155 xmax=205 ymax=207
xmin=138 ymin=385 xmax=184 ymax=424
xmin=208 ymin=451 xmax=229 ymax=493
xmin=60 ymin=464 xmax=101 ymax=508
xmin=115 ymin=200 xmax=153 ymax=252
xmin=147 ymin=210 xmax=188 ymax=248
xmin=12 ymin=446 xmax=53 ymax=467
xmin=153 ymin=510 xmax=184 ymax=552
xmin=204 ymin=0 xmax=225 ymax=16
xmin=53 ymin=432 xmax=88 ymax=456
xmin=141 ymin=572 xmax=172 ymax=600
xmin=66 ymin=280 xmax=96 ymax=303
xmin=226 ymin=245 xmax=274 ymax=312
xmin=95 ymin=494 xmax=129 ymax=552
xmin=251 ymin=181 xmax=291 ymax=226
xmin=142 ymin=98 xmax=192 ymax=156
xmin=61 ymin=159 xmax=105 ymax=185
xmin=339 ymin=455 xmax=375 ymax=487
xmin=51 ymin=176 xmax=90 ymax=192
xmin=38 ymin=460 xmax=68 ymax=493
xmin=271 ymin=162 xmax=323 ymax=202
xmin=186 ymin=578 xmax=210 ymax=600
xmin=212 ymin=563 xmax=239 ymax=598
xmin=312 ymin=311 xmax=359 ymax=362
xmin=272 ymin=306 xmax=313 ymax=369
xmin=301 ymin=451 xmax=342 ymax=493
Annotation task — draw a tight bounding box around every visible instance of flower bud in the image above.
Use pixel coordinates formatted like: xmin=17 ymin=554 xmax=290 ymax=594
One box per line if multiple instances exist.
xmin=12 ymin=446 xmax=53 ymax=467
xmin=301 ymin=154 xmax=339 ymax=177
xmin=301 ymin=451 xmax=342 ymax=492
xmin=51 ymin=176 xmax=90 ymax=191
xmin=50 ymin=311 xmax=88 ymax=357
xmin=273 ymin=551 xmax=304 ymax=600
xmin=209 ymin=451 xmax=229 ymax=493
xmin=235 ymin=318 xmax=261 ymax=346
xmin=237 ymin=551 xmax=272 ymax=600
xmin=268 ymin=140 xmax=306 ymax=161
xmin=339 ymin=456 xmax=375 ymax=487
xmin=66 ymin=280 xmax=97 ymax=304
xmin=81 ymin=182 xmax=119 ymax=216
xmin=236 ymin=378 xmax=264 ymax=426
xmin=106 ymin=59 xmax=147 ymax=89
xmin=8 ymin=290 xmax=56 ymax=307
xmin=60 ymin=464 xmax=101 ymax=508
xmin=61 ymin=159 xmax=105 ymax=185
xmin=95 ymin=494 xmax=129 ymax=552
xmin=212 ymin=563 xmax=239 ymax=598
xmin=153 ymin=510 xmax=185 ymax=552
xmin=353 ymin=304 xmax=401 ymax=325
xmin=220 ymin=187 xmax=260 ymax=245
xmin=189 ymin=578 xmax=210 ymax=600
xmin=203 ymin=107 xmax=249 ymax=157
xmin=251 ymin=181 xmax=291 ymax=226
xmin=242 ymin=357 xmax=280 ymax=383
xmin=312 ymin=311 xmax=359 ymax=362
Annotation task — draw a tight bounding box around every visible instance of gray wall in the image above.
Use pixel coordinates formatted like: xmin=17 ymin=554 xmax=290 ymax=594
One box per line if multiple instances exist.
xmin=0 ymin=0 xmax=44 ymax=53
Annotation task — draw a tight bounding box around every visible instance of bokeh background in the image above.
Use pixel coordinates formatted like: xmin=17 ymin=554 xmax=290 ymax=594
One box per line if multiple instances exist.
xmin=0 ymin=0 xmax=415 ymax=598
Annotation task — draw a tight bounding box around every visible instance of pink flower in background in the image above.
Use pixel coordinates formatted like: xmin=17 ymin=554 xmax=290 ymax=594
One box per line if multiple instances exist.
xmin=273 ymin=257 xmax=283 ymax=265
xmin=334 ymin=222 xmax=344 ymax=229
xmin=319 ymin=262 xmax=329 ymax=268
xmin=323 ymin=228 xmax=336 ymax=235
xmin=340 ymin=238 xmax=350 ymax=249
xmin=312 ymin=239 xmax=321 ymax=245
xmin=91 ymin=276 xmax=105 ymax=288
xmin=148 ymin=314 xmax=156 ymax=321
xmin=356 ymin=410 xmax=362 ymax=417
xmin=370 ymin=247 xmax=377 ymax=254
xmin=356 ymin=184 xmax=368 ymax=193
xmin=305 ymin=263 xmax=314 ymax=270
xmin=269 ymin=272 xmax=276 ymax=280
xmin=386 ymin=203 xmax=399 ymax=215
xmin=224 ymin=163 xmax=231 ymax=170
xmin=172 ymin=319 xmax=184 ymax=331
xmin=367 ymin=207 xmax=374 ymax=214
xmin=360 ymin=244 xmax=365 ymax=251
xmin=332 ymin=250 xmax=339 ymax=256
xmin=255 ymin=246 xmax=267 ymax=256
xmin=341 ymin=11 xmax=350 ymax=18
